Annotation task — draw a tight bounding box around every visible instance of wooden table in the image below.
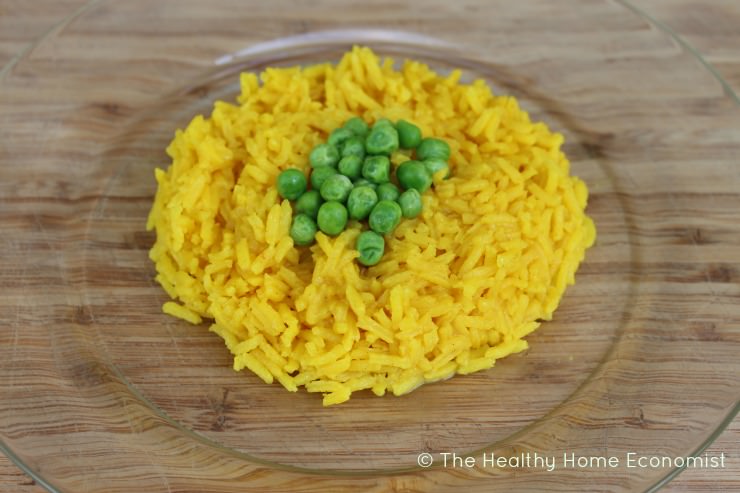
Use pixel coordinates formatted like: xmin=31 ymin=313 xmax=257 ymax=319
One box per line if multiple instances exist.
xmin=0 ymin=1 xmax=737 ymax=491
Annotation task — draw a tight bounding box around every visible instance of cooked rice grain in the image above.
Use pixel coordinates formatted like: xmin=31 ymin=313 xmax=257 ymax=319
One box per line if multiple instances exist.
xmin=147 ymin=46 xmax=596 ymax=406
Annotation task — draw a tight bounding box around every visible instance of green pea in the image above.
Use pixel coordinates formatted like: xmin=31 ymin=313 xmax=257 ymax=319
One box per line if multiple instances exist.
xmin=396 ymin=160 xmax=432 ymax=192
xmin=328 ymin=127 xmax=354 ymax=148
xmin=317 ymin=201 xmax=348 ymax=236
xmin=362 ymin=155 xmax=391 ymax=184
xmin=276 ymin=169 xmax=307 ymax=200
xmin=340 ymin=136 xmax=366 ymax=160
xmin=343 ymin=116 xmax=369 ymax=137
xmin=396 ymin=119 xmax=422 ymax=149
xmin=398 ymin=188 xmax=423 ymax=218
xmin=320 ymin=174 xmax=353 ymax=203
xmin=376 ymin=182 xmax=400 ymax=202
xmin=423 ymin=159 xmax=450 ymax=179
xmin=356 ymin=230 xmax=385 ymax=266
xmin=310 ymin=166 xmax=337 ymax=190
xmin=295 ymin=190 xmax=322 ymax=219
xmin=364 ymin=126 xmax=399 ymax=155
xmin=373 ymin=118 xmax=395 ymax=130
xmin=369 ymin=200 xmax=402 ymax=235
xmin=347 ymin=186 xmax=378 ymax=221
xmin=337 ymin=155 xmax=363 ymax=180
xmin=353 ymin=178 xmax=377 ymax=189
xmin=416 ymin=137 xmax=450 ymax=161
xmin=290 ymin=214 xmax=318 ymax=246
xmin=310 ymin=143 xmax=340 ymax=168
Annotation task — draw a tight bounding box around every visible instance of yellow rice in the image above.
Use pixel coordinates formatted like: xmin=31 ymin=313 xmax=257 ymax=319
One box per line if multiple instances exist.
xmin=147 ymin=46 xmax=596 ymax=406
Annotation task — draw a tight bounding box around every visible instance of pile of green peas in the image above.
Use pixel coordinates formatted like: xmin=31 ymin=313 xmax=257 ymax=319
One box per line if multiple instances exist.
xmin=276 ymin=116 xmax=451 ymax=266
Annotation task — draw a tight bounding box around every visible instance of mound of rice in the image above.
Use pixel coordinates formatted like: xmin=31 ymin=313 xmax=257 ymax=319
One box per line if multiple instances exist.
xmin=147 ymin=46 xmax=596 ymax=406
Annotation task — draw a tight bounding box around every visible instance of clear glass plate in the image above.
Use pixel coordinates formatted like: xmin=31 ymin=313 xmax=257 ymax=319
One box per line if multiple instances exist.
xmin=1 ymin=1 xmax=738 ymax=491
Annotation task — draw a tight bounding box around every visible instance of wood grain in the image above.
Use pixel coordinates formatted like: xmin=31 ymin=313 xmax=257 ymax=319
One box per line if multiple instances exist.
xmin=1 ymin=0 xmax=739 ymax=491
xmin=606 ymin=4 xmax=740 ymax=490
